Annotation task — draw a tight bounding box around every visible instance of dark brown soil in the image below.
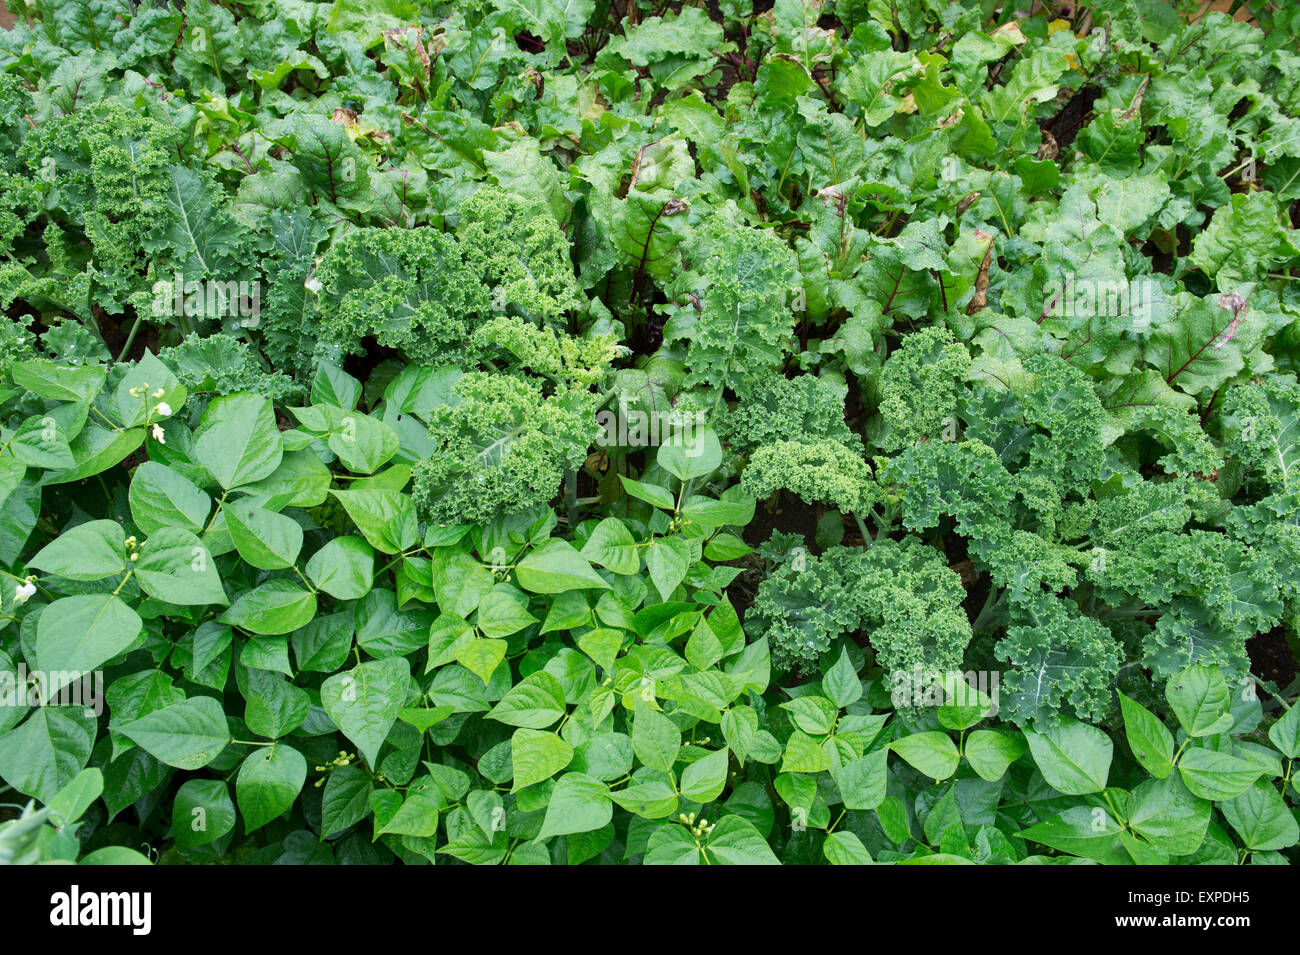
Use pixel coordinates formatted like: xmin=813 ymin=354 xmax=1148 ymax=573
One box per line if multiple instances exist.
xmin=1038 ymin=84 xmax=1102 ymax=151
xmin=744 ymin=491 xmax=832 ymax=553
xmin=1248 ymin=624 xmax=1299 ymax=689
xmin=723 ymin=490 xmax=826 ymax=620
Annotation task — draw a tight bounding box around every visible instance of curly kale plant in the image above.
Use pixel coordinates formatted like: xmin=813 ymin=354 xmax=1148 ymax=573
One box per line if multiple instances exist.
xmin=395 ymin=315 xmax=616 ymax=526
xmin=7 ymin=102 xmax=181 ymax=322
xmin=663 ymin=217 xmax=801 ymax=404
xmin=746 ymin=548 xmax=860 ymax=674
xmin=409 ymin=370 xmax=598 ymax=525
xmin=157 ymin=335 xmax=303 ymax=404
xmin=456 ymin=186 xmax=583 ymax=323
xmin=751 ymin=537 xmax=971 ymax=683
xmin=315 ymin=186 xmax=582 ymax=368
xmin=315 ymin=225 xmax=491 ymax=366
xmin=741 ymin=439 xmax=876 ymax=515
xmin=723 ymin=374 xmax=855 ymax=454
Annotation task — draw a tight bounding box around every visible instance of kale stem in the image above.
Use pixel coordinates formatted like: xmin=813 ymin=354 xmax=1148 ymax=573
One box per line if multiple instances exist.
xmin=852 ymin=512 xmax=872 ymax=544
xmin=117 ymin=312 xmax=144 ymax=362
xmin=971 ymin=585 xmax=1003 ymax=634
xmin=564 ymin=469 xmax=579 ymax=527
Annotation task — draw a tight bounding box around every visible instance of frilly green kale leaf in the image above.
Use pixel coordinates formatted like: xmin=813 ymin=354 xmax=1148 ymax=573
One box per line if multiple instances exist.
xmin=315 ymin=225 xmax=490 ymax=365
xmin=663 ymin=217 xmax=800 ymax=403
xmin=831 ymin=538 xmax=972 ymax=699
xmin=410 ymin=371 xmax=598 ymax=525
xmin=157 ymin=334 xmax=303 ymax=404
xmin=1220 ymin=372 xmax=1300 ymax=492
xmin=741 ymin=439 xmax=876 ymax=514
xmin=456 ymin=186 xmax=583 ymax=324
xmin=18 ymin=102 xmax=182 ymax=314
xmin=994 ymin=590 xmax=1121 ymax=727
xmin=884 ymin=439 xmax=1013 ymax=539
xmin=723 ymin=374 xmax=854 ymax=454
xmin=258 ymin=209 xmax=327 ymax=378
xmin=1088 ymin=530 xmax=1283 ymax=681
xmin=749 ymin=535 xmax=972 ymax=688
xmin=747 ymin=550 xmax=859 ymax=674
xmin=316 ymin=186 xmax=581 ymax=370
xmin=876 ymin=326 xmax=971 ymax=451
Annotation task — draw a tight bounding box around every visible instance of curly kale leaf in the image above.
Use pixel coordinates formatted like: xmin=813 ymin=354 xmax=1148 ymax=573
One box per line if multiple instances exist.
xmin=959 ymin=386 xmax=1037 ymax=467
xmin=920 ymin=356 xmax=1106 ymax=541
xmin=1088 ymin=529 xmax=1284 ymax=681
xmin=741 ymin=439 xmax=876 ymax=514
xmin=969 ymin=527 xmax=1078 ymax=603
xmin=315 ymin=225 xmax=491 ymax=365
xmin=469 ymin=316 xmax=617 ymax=392
xmin=1089 ymin=478 xmax=1194 ymax=551
xmin=0 ymin=312 xmax=37 ymax=378
xmin=750 ymin=534 xmax=972 ymax=686
xmin=723 ymin=374 xmax=854 ymax=454
xmin=747 ymin=552 xmax=859 ymax=674
xmin=456 ymin=186 xmax=582 ymax=324
xmin=1220 ymin=372 xmax=1300 ymax=492
xmin=258 ymin=209 xmax=327 ymax=379
xmin=141 ymin=166 xmax=254 ymax=323
xmin=156 ymin=334 xmax=303 ymax=404
xmin=0 ymin=74 xmax=31 ymax=166
xmin=18 ymin=102 xmax=182 ymax=313
xmin=410 ymin=371 xmax=597 ymax=525
xmin=1225 ymin=490 xmax=1300 ymax=606
xmin=663 ymin=217 xmax=800 ymax=403
xmin=883 ymin=439 xmax=1013 ymax=539
xmin=1109 ymin=399 xmax=1224 ymax=479
xmin=315 ymin=187 xmax=582 ymax=368
xmin=994 ymin=590 xmax=1121 ymax=727
xmin=875 ymin=326 xmax=971 ymax=451
xmin=0 ymin=77 xmax=38 ymax=258
xmin=1013 ymin=352 xmax=1107 ymax=503
xmin=830 ymin=538 xmax=973 ymax=696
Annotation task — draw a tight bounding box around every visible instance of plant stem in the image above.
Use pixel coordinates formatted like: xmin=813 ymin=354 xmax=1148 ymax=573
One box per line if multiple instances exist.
xmin=116 ymin=312 xmax=144 ymax=362
xmin=971 ymin=585 xmax=1002 ymax=633
xmin=564 ymin=469 xmax=579 ymax=527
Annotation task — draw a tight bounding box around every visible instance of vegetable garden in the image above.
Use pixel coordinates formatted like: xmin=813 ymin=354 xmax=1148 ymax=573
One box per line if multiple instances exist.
xmin=0 ymin=0 xmax=1299 ymax=867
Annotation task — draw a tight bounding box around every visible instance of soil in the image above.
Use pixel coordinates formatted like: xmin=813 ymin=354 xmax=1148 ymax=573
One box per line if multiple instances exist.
xmin=1038 ymin=84 xmax=1102 ymax=152
xmin=723 ymin=489 xmax=827 ymax=620
xmin=1248 ymin=624 xmax=1299 ymax=690
xmin=342 ymin=336 xmax=402 ymax=386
